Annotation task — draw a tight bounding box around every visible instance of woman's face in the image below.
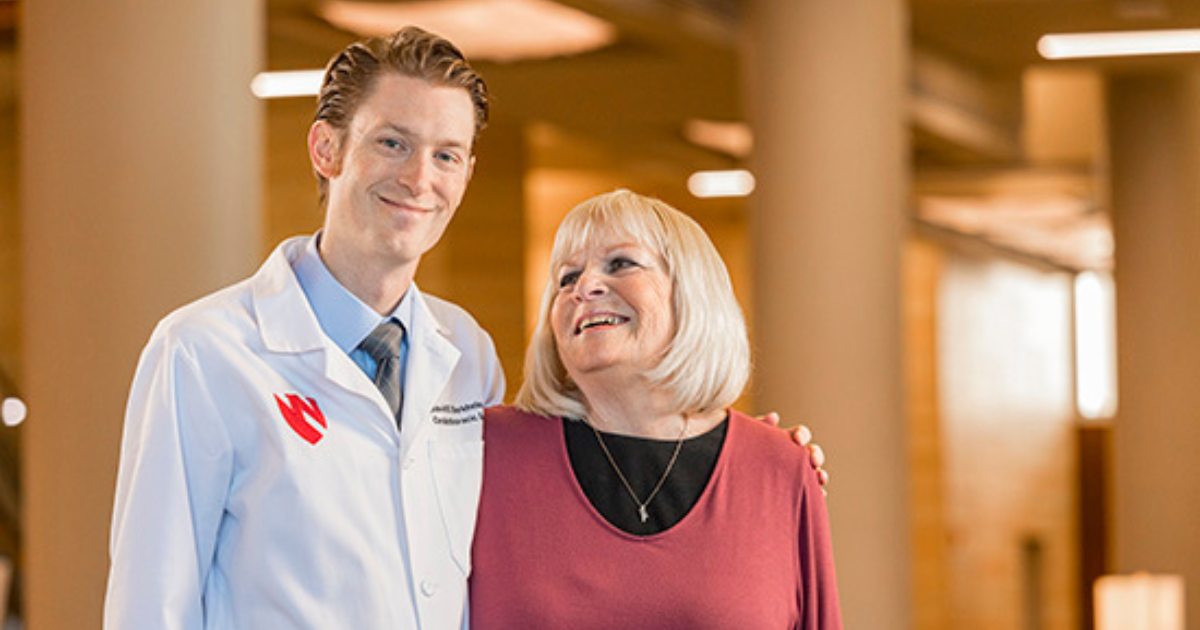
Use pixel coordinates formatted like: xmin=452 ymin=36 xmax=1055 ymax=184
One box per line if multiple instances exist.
xmin=550 ymin=233 xmax=675 ymax=382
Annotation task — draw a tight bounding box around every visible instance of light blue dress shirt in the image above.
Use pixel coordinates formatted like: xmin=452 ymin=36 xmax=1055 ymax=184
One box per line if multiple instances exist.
xmin=292 ymin=234 xmax=412 ymax=392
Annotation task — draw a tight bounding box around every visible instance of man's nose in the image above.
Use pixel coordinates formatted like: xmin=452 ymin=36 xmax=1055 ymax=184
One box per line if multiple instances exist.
xmin=397 ymin=154 xmax=434 ymax=195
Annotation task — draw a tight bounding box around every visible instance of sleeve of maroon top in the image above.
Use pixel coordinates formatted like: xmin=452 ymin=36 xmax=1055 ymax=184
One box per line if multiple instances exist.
xmin=796 ymin=461 xmax=843 ymax=630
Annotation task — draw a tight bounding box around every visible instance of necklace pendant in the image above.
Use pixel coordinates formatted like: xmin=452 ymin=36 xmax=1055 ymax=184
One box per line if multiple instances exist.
xmin=638 ymin=504 xmax=649 ymax=523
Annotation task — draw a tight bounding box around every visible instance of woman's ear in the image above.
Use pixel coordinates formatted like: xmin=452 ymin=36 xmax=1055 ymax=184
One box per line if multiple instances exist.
xmin=307 ymin=121 xmax=340 ymax=178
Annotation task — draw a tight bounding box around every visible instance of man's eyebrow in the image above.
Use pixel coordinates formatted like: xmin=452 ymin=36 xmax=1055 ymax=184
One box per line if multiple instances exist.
xmin=380 ymin=122 xmax=414 ymax=136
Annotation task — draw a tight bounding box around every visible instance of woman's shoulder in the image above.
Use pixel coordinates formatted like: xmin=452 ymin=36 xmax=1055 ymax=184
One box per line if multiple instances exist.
xmin=484 ymin=404 xmax=556 ymax=421
xmin=727 ymin=409 xmax=814 ymax=473
xmin=726 ymin=411 xmax=826 ymax=512
xmin=484 ymin=405 xmax=560 ymax=436
xmin=481 ymin=406 xmax=564 ymax=467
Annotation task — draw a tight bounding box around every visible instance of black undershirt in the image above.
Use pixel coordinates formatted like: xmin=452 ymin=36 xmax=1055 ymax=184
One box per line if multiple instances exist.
xmin=562 ymin=415 xmax=728 ymax=536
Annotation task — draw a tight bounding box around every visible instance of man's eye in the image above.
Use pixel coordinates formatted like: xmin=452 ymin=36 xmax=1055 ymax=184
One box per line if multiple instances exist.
xmin=436 ymin=151 xmax=462 ymax=164
xmin=380 ymin=138 xmax=405 ymax=150
xmin=558 ymin=271 xmax=580 ymax=288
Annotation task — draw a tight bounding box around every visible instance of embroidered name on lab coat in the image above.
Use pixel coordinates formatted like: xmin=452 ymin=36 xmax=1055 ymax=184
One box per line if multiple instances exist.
xmin=431 ymin=401 xmax=484 ymax=426
xmin=275 ymin=394 xmax=328 ymax=445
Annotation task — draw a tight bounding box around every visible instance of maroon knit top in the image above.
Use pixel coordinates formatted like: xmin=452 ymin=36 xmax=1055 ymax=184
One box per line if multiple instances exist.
xmin=469 ymin=406 xmax=842 ymax=630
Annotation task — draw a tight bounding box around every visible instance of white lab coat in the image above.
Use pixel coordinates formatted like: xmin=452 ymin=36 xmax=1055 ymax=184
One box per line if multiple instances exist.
xmin=104 ymin=236 xmax=505 ymax=630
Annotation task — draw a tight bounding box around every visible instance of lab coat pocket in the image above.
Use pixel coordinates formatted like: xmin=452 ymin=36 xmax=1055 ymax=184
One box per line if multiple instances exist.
xmin=429 ymin=440 xmax=484 ymax=575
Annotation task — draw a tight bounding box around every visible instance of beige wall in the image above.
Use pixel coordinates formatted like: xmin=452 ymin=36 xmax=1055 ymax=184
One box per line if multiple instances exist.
xmin=906 ymin=238 xmax=951 ymax=630
xmin=937 ymin=250 xmax=1079 ymax=630
xmin=906 ymin=236 xmax=1083 ymax=630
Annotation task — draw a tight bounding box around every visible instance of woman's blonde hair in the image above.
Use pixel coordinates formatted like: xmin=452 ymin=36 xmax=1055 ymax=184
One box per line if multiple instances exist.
xmin=515 ymin=189 xmax=750 ymax=419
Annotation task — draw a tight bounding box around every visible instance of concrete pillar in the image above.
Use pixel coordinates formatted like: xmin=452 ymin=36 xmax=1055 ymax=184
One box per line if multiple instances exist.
xmin=1107 ymin=70 xmax=1200 ymax=629
xmin=743 ymin=1 xmax=910 ymax=627
xmin=19 ymin=0 xmax=262 ymax=626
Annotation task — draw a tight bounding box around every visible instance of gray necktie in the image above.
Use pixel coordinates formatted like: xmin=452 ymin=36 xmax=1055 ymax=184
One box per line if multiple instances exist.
xmin=358 ymin=320 xmax=405 ymax=424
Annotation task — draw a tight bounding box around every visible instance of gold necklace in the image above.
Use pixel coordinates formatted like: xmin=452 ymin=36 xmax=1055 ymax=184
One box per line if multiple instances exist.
xmin=586 ymin=417 xmax=690 ymax=524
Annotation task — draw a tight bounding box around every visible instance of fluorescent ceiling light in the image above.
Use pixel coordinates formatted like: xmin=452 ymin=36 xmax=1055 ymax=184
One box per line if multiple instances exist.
xmin=251 ymin=70 xmax=324 ymax=99
xmin=1038 ymin=29 xmax=1200 ymax=60
xmin=688 ymin=170 xmax=755 ymax=198
xmin=320 ymin=0 xmax=616 ymax=63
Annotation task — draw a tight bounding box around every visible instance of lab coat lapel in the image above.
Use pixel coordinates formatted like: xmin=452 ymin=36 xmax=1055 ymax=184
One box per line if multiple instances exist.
xmin=398 ymin=286 xmax=460 ymax=460
xmin=252 ymin=238 xmax=383 ymax=407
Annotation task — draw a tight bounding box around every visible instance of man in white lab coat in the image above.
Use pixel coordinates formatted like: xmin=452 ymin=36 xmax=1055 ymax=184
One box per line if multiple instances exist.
xmin=105 ymin=27 xmax=502 ymax=629
xmin=104 ymin=25 xmax=827 ymax=630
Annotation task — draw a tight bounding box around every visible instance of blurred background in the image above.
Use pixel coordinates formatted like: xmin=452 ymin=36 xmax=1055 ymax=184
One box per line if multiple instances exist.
xmin=3 ymin=0 xmax=1199 ymax=628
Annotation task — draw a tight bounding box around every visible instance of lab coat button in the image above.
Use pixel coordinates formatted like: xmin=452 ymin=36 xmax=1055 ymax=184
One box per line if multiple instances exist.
xmin=421 ymin=580 xmax=438 ymax=597
xmin=403 ymin=457 xmax=415 ymax=470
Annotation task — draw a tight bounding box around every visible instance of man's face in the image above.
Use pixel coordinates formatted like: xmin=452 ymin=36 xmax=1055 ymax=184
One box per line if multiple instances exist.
xmin=311 ymin=73 xmax=476 ymax=277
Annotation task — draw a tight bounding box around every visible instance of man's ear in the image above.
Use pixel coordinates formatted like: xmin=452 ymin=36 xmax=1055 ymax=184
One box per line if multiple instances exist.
xmin=466 ymin=155 xmax=476 ymax=183
xmin=308 ymin=121 xmax=340 ymax=179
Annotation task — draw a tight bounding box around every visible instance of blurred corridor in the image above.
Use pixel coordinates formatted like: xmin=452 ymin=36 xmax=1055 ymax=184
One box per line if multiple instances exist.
xmin=4 ymin=0 xmax=1200 ymax=628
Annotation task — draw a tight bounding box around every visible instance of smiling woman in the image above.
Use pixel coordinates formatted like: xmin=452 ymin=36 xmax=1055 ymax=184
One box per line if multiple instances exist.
xmin=521 ymin=190 xmax=751 ymax=427
xmin=468 ymin=190 xmax=843 ymax=630
xmin=549 ymin=237 xmax=674 ymax=393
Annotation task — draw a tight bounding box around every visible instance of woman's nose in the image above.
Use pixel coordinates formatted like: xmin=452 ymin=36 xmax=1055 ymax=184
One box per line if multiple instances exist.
xmin=573 ymin=268 xmax=607 ymax=299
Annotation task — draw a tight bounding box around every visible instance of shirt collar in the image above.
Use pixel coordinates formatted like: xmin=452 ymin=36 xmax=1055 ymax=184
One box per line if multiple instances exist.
xmin=293 ymin=232 xmax=415 ymax=355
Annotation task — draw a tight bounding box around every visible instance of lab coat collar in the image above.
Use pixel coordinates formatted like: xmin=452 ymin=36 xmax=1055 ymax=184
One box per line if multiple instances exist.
xmin=253 ymin=237 xmax=328 ymax=355
xmin=251 ymin=236 xmax=462 ymax=453
xmin=250 ymin=238 xmax=381 ymax=413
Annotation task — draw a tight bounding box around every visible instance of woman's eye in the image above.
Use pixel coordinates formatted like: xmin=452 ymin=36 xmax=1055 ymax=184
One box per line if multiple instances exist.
xmin=608 ymin=257 xmax=639 ymax=272
xmin=558 ymin=271 xmax=580 ymax=289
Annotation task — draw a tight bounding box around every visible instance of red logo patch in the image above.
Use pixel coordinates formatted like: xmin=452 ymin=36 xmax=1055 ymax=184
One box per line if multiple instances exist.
xmin=274 ymin=394 xmax=327 ymax=445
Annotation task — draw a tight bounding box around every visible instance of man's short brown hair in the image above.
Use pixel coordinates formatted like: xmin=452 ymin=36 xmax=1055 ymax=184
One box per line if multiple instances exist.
xmin=312 ymin=26 xmax=489 ymax=205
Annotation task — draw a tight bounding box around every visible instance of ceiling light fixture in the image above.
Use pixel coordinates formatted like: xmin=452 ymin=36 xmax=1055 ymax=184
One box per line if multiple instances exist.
xmin=320 ymin=0 xmax=616 ymax=63
xmin=1038 ymin=29 xmax=1200 ymax=60
xmin=688 ymin=170 xmax=755 ymax=199
xmin=250 ymin=70 xmax=325 ymax=99
xmin=254 ymin=0 xmax=615 ymax=99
